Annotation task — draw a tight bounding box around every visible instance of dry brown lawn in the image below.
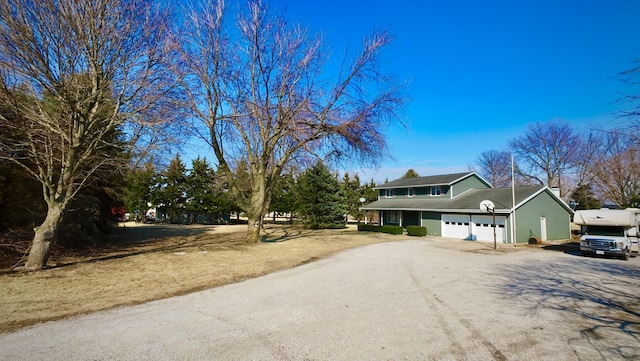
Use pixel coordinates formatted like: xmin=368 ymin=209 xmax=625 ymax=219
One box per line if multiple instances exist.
xmin=0 ymin=223 xmax=404 ymax=334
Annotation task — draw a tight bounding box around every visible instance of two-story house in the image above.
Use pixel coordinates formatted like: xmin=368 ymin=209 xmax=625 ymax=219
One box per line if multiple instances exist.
xmin=361 ymin=172 xmax=573 ymax=244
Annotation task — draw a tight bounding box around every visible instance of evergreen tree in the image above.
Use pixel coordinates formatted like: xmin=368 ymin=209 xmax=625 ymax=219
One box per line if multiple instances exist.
xmin=571 ymin=183 xmax=602 ymax=210
xmin=357 ymin=178 xmax=379 ymax=224
xmin=185 ymin=157 xmax=217 ymax=223
xmin=363 ymin=179 xmax=378 ymax=202
xmin=155 ymin=154 xmax=188 ymax=223
xmin=341 ymin=172 xmax=366 ymax=222
xmin=401 ymin=169 xmax=420 ymax=178
xmin=0 ymin=159 xmax=46 ymax=231
xmin=122 ymin=160 xmax=157 ymax=221
xmin=269 ymin=172 xmax=297 ymax=223
xmin=297 ymin=162 xmax=347 ymax=229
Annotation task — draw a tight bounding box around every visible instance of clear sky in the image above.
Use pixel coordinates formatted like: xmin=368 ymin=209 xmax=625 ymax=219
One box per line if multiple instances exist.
xmin=182 ymin=1 xmax=640 ymax=184
xmin=268 ymin=0 xmax=640 ymax=183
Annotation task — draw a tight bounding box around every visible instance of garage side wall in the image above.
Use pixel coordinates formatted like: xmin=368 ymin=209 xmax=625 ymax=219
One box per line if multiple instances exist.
xmin=515 ymin=191 xmax=571 ymax=243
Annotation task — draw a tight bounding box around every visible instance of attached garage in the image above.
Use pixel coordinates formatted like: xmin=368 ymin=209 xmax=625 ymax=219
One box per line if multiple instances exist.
xmin=442 ymin=214 xmax=506 ymax=242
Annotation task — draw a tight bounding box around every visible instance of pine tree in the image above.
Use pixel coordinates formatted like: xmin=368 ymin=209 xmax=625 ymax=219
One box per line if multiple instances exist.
xmin=342 ymin=172 xmax=367 ymax=222
xmin=185 ymin=157 xmax=216 ymax=223
xmin=358 ymin=178 xmax=379 ymax=223
xmin=269 ymin=172 xmax=297 ymax=223
xmin=297 ymin=162 xmax=347 ymax=229
xmin=155 ymin=154 xmax=188 ymax=223
xmin=571 ymin=183 xmax=602 ymax=210
xmin=401 ymin=169 xmax=420 ymax=178
xmin=123 ymin=160 xmax=157 ymax=221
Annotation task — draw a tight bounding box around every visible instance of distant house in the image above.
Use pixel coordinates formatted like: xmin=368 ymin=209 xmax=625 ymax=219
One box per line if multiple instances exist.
xmin=361 ymin=172 xmax=573 ymax=244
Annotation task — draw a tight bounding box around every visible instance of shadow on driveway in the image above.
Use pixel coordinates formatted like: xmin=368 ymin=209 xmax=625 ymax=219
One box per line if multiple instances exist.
xmin=492 ymin=256 xmax=640 ymax=359
xmin=540 ymin=241 xmax=581 ymax=256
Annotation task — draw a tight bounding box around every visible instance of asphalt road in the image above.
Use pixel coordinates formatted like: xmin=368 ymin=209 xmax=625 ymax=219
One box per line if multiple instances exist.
xmin=1 ymin=238 xmax=639 ymax=360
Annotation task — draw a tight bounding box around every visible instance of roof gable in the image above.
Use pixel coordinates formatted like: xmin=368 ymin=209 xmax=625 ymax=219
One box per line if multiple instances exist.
xmin=376 ymin=172 xmax=489 ymax=189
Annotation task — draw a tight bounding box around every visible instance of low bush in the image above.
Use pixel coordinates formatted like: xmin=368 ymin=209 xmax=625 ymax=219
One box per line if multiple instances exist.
xmin=378 ymin=225 xmax=403 ymax=235
xmin=406 ymin=225 xmax=427 ymax=237
xmin=357 ymin=223 xmax=377 ymax=232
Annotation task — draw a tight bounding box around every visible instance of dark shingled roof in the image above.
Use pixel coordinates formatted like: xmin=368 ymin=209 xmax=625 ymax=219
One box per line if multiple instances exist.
xmin=362 ymin=186 xmax=552 ymax=214
xmin=375 ymin=172 xmax=485 ymax=189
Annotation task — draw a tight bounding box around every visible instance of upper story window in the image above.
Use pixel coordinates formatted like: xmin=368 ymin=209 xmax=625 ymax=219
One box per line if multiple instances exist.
xmin=407 ymin=188 xmax=415 ymax=197
xmin=430 ymin=186 xmax=442 ymax=196
xmin=384 ymin=189 xmax=395 ymax=198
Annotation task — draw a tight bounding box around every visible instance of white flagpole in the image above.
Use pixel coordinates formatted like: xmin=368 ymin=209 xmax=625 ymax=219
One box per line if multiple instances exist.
xmin=511 ymin=156 xmax=517 ymax=244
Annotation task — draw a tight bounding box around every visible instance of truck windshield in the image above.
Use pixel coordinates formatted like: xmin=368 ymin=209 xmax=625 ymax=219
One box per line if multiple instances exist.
xmin=584 ymin=226 xmax=625 ymax=237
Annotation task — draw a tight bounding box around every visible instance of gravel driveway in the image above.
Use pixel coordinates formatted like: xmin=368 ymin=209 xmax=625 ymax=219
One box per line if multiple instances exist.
xmin=1 ymin=238 xmax=639 ymax=360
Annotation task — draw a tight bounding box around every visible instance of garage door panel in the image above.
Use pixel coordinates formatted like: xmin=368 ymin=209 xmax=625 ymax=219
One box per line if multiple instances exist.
xmin=442 ymin=214 xmax=471 ymax=239
xmin=471 ymin=215 xmax=506 ymax=243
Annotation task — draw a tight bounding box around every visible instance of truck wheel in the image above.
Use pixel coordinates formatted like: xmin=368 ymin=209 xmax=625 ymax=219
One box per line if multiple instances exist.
xmin=621 ymin=250 xmax=630 ymax=261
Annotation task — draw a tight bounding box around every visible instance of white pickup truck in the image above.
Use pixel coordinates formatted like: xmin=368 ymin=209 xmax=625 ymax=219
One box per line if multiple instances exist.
xmin=574 ymin=208 xmax=640 ymax=260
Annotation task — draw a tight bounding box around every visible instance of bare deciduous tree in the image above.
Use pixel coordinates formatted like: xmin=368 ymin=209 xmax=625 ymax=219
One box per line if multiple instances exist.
xmin=589 ymin=129 xmax=640 ymax=207
xmin=509 ymin=120 xmax=581 ymax=198
xmin=172 ymin=0 xmax=405 ymax=243
xmin=0 ymin=0 xmax=174 ymax=269
xmin=472 ymin=150 xmax=512 ymax=187
xmin=618 ymin=60 xmax=640 ymax=142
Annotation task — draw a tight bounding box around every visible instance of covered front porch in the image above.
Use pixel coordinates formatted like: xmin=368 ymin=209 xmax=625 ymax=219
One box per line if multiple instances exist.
xmin=379 ymin=210 xmax=421 ymax=228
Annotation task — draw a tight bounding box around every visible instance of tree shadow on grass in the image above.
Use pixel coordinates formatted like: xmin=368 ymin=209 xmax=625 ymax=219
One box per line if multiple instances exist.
xmin=48 ymin=224 xmax=245 ymax=269
xmin=107 ymin=224 xmax=216 ymax=246
xmin=493 ymin=257 xmax=640 ymax=359
xmin=260 ymin=225 xmax=350 ymax=243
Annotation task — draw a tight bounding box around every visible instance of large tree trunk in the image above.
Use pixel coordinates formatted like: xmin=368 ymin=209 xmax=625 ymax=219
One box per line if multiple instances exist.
xmin=244 ymin=198 xmax=266 ymax=243
xmin=244 ymin=175 xmax=269 ymax=243
xmin=25 ymin=203 xmax=64 ymax=270
xmin=245 ymin=214 xmax=262 ymax=243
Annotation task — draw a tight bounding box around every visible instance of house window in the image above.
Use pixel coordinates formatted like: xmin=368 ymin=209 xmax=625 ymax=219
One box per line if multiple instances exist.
xmin=384 ymin=189 xmax=395 ymax=198
xmin=386 ymin=211 xmax=400 ymax=224
xmin=430 ymin=186 xmax=442 ymax=196
xmin=407 ymin=188 xmax=415 ymax=197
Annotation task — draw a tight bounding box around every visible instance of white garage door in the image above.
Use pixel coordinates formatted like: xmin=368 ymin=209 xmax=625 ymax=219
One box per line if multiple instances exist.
xmin=471 ymin=215 xmax=506 ymax=243
xmin=442 ymin=214 xmax=471 ymax=239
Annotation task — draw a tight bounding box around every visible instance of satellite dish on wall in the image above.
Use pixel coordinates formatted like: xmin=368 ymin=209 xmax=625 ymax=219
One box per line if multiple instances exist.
xmin=480 ymin=200 xmax=495 ymax=213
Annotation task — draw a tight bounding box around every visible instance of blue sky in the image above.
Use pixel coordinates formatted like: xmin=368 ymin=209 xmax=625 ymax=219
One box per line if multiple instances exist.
xmin=270 ymin=0 xmax=640 ymax=183
xmin=183 ymin=1 xmax=640 ymax=184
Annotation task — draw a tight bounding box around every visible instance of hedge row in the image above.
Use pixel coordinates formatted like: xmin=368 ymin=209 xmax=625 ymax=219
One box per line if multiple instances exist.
xmin=357 ymin=223 xmax=403 ymax=234
xmin=357 ymin=224 xmax=377 ymax=232
xmin=406 ymin=225 xmax=427 ymax=237
xmin=357 ymin=224 xmax=427 ymax=236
